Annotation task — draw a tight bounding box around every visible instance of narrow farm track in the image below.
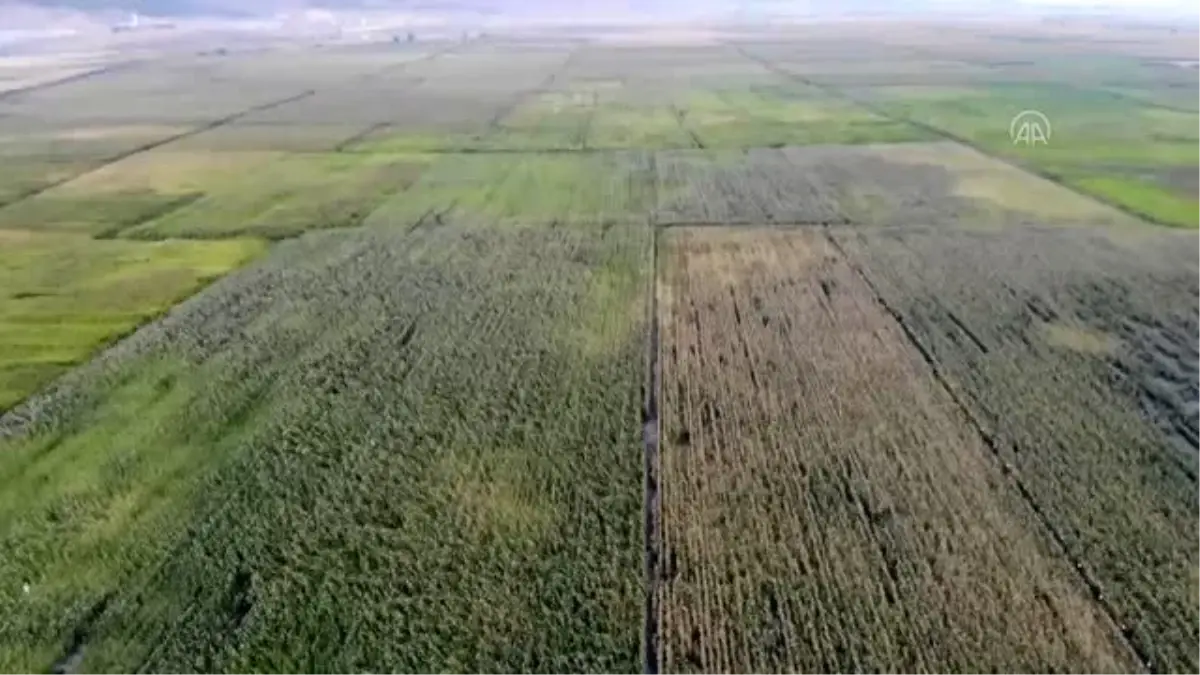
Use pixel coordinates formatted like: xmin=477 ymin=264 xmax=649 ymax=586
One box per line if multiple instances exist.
xmin=654 ymin=227 xmax=1143 ymax=673
xmin=642 ymin=227 xmax=663 ymax=674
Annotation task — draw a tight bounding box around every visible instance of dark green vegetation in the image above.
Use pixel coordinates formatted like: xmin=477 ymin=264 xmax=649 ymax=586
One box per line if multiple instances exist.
xmin=1 ymin=225 xmax=648 ymax=671
xmin=0 ymin=18 xmax=1196 ymax=673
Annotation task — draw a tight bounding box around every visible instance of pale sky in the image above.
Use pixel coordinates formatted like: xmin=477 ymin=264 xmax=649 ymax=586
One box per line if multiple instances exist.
xmin=1014 ymin=0 xmax=1195 ymax=8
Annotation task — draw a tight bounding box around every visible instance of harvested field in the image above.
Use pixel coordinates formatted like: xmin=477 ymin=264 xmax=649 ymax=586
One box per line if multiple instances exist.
xmin=655 ymin=227 xmax=1140 ymax=672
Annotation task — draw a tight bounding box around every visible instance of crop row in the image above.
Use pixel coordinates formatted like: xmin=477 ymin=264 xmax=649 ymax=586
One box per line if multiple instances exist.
xmin=653 ymin=227 xmax=1139 ymax=672
xmin=834 ymin=225 xmax=1200 ymax=672
xmin=0 ymin=223 xmax=650 ymax=672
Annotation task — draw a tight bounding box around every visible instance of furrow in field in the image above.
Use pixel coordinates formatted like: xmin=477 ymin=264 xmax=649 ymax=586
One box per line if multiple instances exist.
xmin=656 ymin=226 xmax=1140 ymax=673
xmin=832 ymin=226 xmax=1199 ymax=672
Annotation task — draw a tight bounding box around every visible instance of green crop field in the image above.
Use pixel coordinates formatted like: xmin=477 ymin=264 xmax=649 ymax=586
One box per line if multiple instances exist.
xmin=1 ymin=225 xmax=648 ymax=672
xmin=0 ymin=231 xmax=263 ymax=410
xmin=828 ymin=81 xmax=1200 ymax=226
xmin=0 ymin=16 xmax=1196 ymax=673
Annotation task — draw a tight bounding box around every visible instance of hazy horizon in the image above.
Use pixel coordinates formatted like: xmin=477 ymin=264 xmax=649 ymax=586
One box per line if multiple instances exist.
xmin=6 ymin=0 xmax=1200 ymax=20
xmin=0 ymin=0 xmax=1196 ymax=47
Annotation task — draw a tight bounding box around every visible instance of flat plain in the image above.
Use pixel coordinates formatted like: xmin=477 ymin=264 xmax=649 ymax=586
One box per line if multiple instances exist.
xmin=0 ymin=17 xmax=1196 ymax=673
xmin=656 ymin=227 xmax=1146 ymax=672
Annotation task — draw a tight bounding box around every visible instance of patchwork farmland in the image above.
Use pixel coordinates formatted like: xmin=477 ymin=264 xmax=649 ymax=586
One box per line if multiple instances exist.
xmin=0 ymin=17 xmax=1196 ymax=674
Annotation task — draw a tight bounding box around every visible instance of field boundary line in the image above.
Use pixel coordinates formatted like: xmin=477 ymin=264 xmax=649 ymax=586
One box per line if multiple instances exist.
xmin=667 ymin=103 xmax=705 ymax=149
xmin=475 ymin=47 xmax=583 ymax=151
xmin=648 ymin=152 xmax=659 ymax=224
xmin=93 ymin=192 xmax=205 ymax=240
xmin=334 ymin=121 xmax=395 ymax=152
xmin=823 ymin=228 xmax=1154 ymax=672
xmin=953 ymin=50 xmax=1200 ymax=115
xmin=0 ymin=59 xmax=142 ymax=102
xmin=356 ymin=40 xmax=463 ymax=82
xmin=0 ymin=89 xmax=316 ymax=211
xmin=1087 ymin=86 xmax=1198 ymax=115
xmin=327 ymin=41 xmax=466 ymax=151
xmin=578 ymin=90 xmax=598 ymax=150
xmin=731 ymin=45 xmax=1179 ymax=229
xmin=642 ymin=226 xmax=662 ymax=675
xmin=484 ymin=49 xmax=577 ymax=131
